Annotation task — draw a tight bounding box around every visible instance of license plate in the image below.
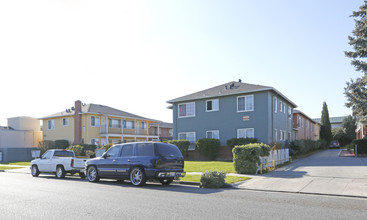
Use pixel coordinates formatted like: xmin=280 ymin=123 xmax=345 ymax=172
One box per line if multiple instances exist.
xmin=169 ymin=172 xmax=176 ymax=177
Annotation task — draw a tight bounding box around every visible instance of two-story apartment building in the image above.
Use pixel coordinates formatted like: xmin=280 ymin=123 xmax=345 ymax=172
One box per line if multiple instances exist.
xmin=292 ymin=110 xmax=318 ymax=140
xmin=149 ymin=122 xmax=173 ymax=141
xmin=167 ymin=80 xmax=297 ymax=149
xmin=41 ymin=100 xmax=160 ymax=146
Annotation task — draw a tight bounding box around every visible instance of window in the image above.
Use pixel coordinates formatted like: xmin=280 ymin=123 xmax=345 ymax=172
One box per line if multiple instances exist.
xmin=124 ymin=120 xmax=135 ymax=129
xmin=156 ymin=143 xmax=182 ymax=157
xmin=48 ymin=120 xmax=55 ymax=130
xmin=91 ymin=139 xmax=100 ymax=146
xmin=91 ymin=116 xmax=100 ymax=127
xmin=206 ymin=130 xmax=219 ymax=139
xmin=280 ymin=130 xmax=284 ymax=141
xmin=120 ymin=144 xmax=134 ymax=157
xmin=274 ymin=129 xmax=278 ymax=141
xmin=62 ymin=118 xmax=69 ymax=126
xmin=41 ymin=151 xmax=52 ymax=159
xmin=136 ymin=143 xmax=155 ymax=156
xmin=237 ymin=128 xmax=255 ymax=138
xmin=178 ymin=132 xmax=196 ymax=150
xmin=237 ymin=95 xmax=254 ymax=112
xmin=274 ymin=97 xmax=278 ymax=113
xmin=106 ymin=146 xmax=122 ymax=158
xmin=109 ymin=119 xmax=121 ymax=128
xmin=288 ymin=106 xmax=292 ymax=119
xmin=297 ymin=116 xmax=302 ymax=127
xmin=54 ymin=150 xmax=74 ymax=158
xmin=206 ymin=99 xmax=219 ymax=112
xmin=178 ymin=102 xmax=195 ymax=118
xmin=280 ymin=101 xmax=284 ymax=113
xmin=288 ymin=132 xmax=291 ymax=141
xmin=141 ymin=122 xmax=147 ymax=130
xmin=283 ymin=104 xmax=286 ymax=113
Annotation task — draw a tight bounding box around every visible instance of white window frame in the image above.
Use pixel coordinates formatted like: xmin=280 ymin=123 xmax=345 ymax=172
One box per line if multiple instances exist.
xmin=274 ymin=129 xmax=278 ymax=141
xmin=141 ymin=122 xmax=147 ymax=130
xmin=91 ymin=116 xmax=100 ymax=127
xmin=280 ymin=130 xmax=283 ymax=141
xmin=62 ymin=118 xmax=69 ymax=126
xmin=288 ymin=106 xmax=292 ymax=119
xmin=178 ymin=102 xmax=196 ymax=118
xmin=274 ymin=97 xmax=278 ymax=113
xmin=206 ymin=99 xmax=219 ymax=112
xmin=280 ymin=101 xmax=283 ymax=113
xmin=237 ymin=95 xmax=254 ymax=112
xmin=206 ymin=130 xmax=220 ymax=139
xmin=124 ymin=120 xmax=135 ymax=129
xmin=48 ymin=120 xmax=55 ymax=130
xmin=237 ymin=128 xmax=255 ymax=138
xmin=178 ymin=132 xmax=196 ymax=150
xmin=283 ymin=103 xmax=286 ymax=114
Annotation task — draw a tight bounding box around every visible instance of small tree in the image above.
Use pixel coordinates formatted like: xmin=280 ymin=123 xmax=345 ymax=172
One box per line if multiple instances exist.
xmin=342 ymin=115 xmax=357 ymax=143
xmin=320 ymin=102 xmax=332 ymax=143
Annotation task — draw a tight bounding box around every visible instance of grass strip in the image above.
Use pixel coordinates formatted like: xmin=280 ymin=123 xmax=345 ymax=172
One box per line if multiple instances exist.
xmin=0 ymin=162 xmax=31 ymax=166
xmin=180 ymin=174 xmax=250 ymax=184
xmin=0 ymin=166 xmax=24 ymax=170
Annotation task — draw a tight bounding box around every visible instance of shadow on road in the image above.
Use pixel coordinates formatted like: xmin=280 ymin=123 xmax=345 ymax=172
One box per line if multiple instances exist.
xmin=33 ymin=174 xmax=227 ymax=194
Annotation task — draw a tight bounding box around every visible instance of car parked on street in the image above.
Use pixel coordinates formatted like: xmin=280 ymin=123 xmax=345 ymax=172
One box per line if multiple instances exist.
xmin=30 ymin=149 xmax=87 ymax=179
xmin=329 ymin=140 xmax=340 ymax=149
xmin=85 ymin=142 xmax=185 ymax=186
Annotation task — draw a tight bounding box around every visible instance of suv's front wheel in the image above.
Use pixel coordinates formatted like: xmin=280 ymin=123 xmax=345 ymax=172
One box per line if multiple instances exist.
xmin=130 ymin=167 xmax=146 ymax=186
xmin=86 ymin=166 xmax=100 ymax=182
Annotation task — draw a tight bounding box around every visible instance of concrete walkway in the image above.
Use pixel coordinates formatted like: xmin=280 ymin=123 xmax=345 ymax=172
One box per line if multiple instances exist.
xmin=234 ymin=149 xmax=367 ymax=198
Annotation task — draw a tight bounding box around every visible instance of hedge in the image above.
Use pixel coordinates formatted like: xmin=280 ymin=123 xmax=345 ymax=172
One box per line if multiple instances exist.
xmin=200 ymin=171 xmax=226 ymax=188
xmin=289 ymin=139 xmax=327 ymax=156
xmin=226 ymin=138 xmax=258 ymax=149
xmin=232 ymin=143 xmax=270 ymax=174
xmin=196 ymin=139 xmax=221 ymax=160
xmin=353 ymin=139 xmax=367 ymax=155
xmin=167 ymin=140 xmax=190 ymax=156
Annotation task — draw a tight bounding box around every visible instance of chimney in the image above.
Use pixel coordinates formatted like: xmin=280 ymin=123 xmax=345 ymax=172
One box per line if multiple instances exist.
xmin=239 ymin=79 xmax=242 ymax=83
xmin=74 ymin=100 xmax=82 ymax=145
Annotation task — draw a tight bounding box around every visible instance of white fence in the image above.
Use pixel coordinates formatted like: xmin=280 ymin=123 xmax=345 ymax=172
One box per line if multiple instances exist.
xmin=257 ymin=148 xmax=289 ymax=172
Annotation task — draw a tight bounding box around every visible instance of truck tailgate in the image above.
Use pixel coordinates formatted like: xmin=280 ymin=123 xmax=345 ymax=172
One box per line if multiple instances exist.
xmin=73 ymin=158 xmax=87 ymax=169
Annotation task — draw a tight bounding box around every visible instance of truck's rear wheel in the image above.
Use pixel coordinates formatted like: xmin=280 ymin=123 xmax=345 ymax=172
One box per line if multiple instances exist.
xmin=86 ymin=166 xmax=100 ymax=182
xmin=55 ymin=165 xmax=66 ymax=179
xmin=31 ymin=165 xmax=40 ymax=177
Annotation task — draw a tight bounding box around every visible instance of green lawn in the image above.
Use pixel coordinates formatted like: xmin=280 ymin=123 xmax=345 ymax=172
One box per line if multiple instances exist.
xmin=0 ymin=166 xmax=24 ymax=170
xmin=180 ymin=174 xmax=250 ymax=184
xmin=184 ymin=161 xmax=235 ymax=173
xmin=0 ymin=162 xmax=30 ymax=166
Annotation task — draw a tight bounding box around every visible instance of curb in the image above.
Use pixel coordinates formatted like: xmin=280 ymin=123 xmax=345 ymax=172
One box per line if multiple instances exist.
xmin=233 ymin=187 xmax=367 ymax=200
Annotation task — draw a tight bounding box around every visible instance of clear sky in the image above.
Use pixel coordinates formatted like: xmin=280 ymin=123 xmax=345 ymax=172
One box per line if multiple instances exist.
xmin=0 ymin=0 xmax=363 ymax=126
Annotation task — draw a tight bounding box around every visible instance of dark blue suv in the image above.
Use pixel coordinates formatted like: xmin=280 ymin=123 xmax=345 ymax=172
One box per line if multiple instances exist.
xmin=85 ymin=142 xmax=185 ymax=186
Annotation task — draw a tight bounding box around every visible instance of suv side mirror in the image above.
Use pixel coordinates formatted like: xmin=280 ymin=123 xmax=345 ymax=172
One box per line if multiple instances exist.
xmin=102 ymin=153 xmax=110 ymax=159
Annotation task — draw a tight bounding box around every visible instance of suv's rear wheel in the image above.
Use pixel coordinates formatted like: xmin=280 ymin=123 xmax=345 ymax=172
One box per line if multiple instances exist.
xmin=55 ymin=165 xmax=66 ymax=179
xmin=130 ymin=167 xmax=146 ymax=186
xmin=31 ymin=165 xmax=40 ymax=177
xmin=160 ymin=178 xmax=174 ymax=186
xmin=86 ymin=166 xmax=100 ymax=182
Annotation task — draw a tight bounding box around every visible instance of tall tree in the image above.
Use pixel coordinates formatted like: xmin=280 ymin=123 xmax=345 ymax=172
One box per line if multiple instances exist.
xmin=320 ymin=102 xmax=332 ymax=143
xmin=345 ymin=1 xmax=367 ymax=120
xmin=342 ymin=115 xmax=357 ymax=141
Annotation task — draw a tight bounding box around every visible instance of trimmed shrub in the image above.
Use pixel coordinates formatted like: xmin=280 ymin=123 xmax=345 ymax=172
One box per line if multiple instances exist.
xmin=196 ymin=139 xmax=221 ymax=160
xmin=85 ymin=150 xmax=96 ymax=158
xmin=232 ymin=143 xmax=271 ymax=174
xmin=167 ymin=140 xmax=190 ymax=156
xmin=289 ymin=139 xmax=327 ymax=156
xmin=67 ymin=145 xmax=84 ymax=157
xmin=200 ymin=171 xmax=226 ymax=188
xmin=54 ymin=140 xmax=69 ymax=149
xmin=353 ymin=139 xmax=367 ymax=155
xmin=226 ymin=138 xmax=258 ymax=149
xmin=101 ymin=143 xmax=114 ymax=152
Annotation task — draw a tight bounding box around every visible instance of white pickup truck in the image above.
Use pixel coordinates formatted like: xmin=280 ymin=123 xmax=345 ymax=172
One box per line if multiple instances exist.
xmin=30 ymin=149 xmax=87 ymax=179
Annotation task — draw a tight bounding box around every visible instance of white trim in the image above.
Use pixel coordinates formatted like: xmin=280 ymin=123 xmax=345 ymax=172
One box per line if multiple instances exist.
xmin=178 ymin=102 xmax=196 ymax=118
xmin=274 ymin=129 xmax=278 ymax=142
xmin=206 ymin=130 xmax=220 ymax=139
xmin=206 ymin=99 xmax=219 ymax=112
xmin=274 ymin=97 xmax=278 ymax=113
xmin=237 ymin=95 xmax=254 ymax=112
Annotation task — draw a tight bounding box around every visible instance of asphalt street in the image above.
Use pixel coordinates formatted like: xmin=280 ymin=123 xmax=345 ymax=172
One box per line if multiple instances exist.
xmin=1 ymin=171 xmax=367 ymax=220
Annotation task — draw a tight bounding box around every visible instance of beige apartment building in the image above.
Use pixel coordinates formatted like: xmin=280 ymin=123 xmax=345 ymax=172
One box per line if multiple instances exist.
xmin=41 ymin=100 xmax=160 ymax=146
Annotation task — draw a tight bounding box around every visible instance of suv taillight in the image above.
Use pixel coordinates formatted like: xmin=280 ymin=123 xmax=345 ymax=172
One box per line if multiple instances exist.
xmin=71 ymin=159 xmax=74 ymax=167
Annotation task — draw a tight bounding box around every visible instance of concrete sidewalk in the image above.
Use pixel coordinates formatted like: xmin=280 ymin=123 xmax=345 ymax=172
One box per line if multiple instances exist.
xmin=233 ymin=149 xmax=367 ymax=198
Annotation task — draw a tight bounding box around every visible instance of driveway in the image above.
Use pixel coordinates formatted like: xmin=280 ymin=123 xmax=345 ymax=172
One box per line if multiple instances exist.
xmin=235 ymin=149 xmax=367 ymax=198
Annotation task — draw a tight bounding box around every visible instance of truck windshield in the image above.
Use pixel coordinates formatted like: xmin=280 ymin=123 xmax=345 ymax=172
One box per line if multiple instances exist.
xmin=54 ymin=151 xmax=74 ymax=157
xmin=156 ymin=143 xmax=183 ymax=158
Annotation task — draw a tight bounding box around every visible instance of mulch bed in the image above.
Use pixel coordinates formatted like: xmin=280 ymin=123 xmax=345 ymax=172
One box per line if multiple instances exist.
xmin=339 ymin=150 xmax=355 ymax=157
